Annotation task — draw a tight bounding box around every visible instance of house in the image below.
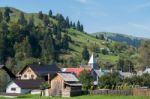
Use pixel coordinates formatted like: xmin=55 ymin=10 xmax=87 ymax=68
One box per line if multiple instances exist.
xmin=119 ymin=71 xmax=134 ymax=78
xmin=143 ymin=68 xmax=150 ymax=74
xmin=6 ymin=80 xmax=44 ymax=94
xmin=62 ymin=67 xmax=93 ymax=76
xmin=62 ymin=53 xmax=100 ymax=85
xmin=18 ymin=64 xmax=60 ymax=80
xmin=62 ymin=67 xmax=98 ymax=84
xmin=49 ymin=72 xmax=82 ymax=97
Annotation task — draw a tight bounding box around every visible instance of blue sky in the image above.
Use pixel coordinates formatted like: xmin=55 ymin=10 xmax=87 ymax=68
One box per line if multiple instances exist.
xmin=0 ymin=0 xmax=150 ymax=38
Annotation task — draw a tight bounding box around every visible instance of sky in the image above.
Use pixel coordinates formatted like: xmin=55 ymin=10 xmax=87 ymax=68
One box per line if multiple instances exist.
xmin=0 ymin=0 xmax=150 ymax=38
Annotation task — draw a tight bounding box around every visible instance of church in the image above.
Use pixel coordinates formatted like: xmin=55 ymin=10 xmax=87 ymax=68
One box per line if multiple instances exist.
xmin=62 ymin=53 xmax=102 ymax=85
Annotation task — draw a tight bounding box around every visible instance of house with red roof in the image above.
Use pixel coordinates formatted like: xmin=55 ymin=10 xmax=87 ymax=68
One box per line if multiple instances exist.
xmin=62 ymin=67 xmax=98 ymax=85
xmin=61 ymin=53 xmax=104 ymax=85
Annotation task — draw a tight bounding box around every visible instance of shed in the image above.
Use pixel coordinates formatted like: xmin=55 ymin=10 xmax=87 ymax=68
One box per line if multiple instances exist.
xmin=50 ymin=72 xmax=82 ymax=97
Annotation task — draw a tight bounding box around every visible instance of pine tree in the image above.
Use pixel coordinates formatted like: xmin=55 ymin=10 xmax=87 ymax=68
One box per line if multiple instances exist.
xmin=43 ymin=15 xmax=50 ymax=27
xmin=65 ymin=16 xmax=70 ymax=28
xmin=82 ymin=46 xmax=90 ymax=61
xmin=62 ymin=34 xmax=70 ymax=50
xmin=38 ymin=11 xmax=43 ymax=19
xmin=42 ymin=34 xmax=55 ymax=63
xmin=0 ymin=21 xmax=8 ymax=35
xmin=80 ymin=24 xmax=84 ymax=32
xmin=70 ymin=21 xmax=73 ymax=27
xmin=22 ymin=36 xmax=32 ymax=57
xmin=4 ymin=7 xmax=11 ymax=22
xmin=73 ymin=22 xmax=76 ymax=29
xmin=77 ymin=20 xmax=81 ymax=31
xmin=0 ymin=11 xmax=3 ymax=23
xmin=49 ymin=10 xmax=53 ymax=17
xmin=18 ymin=12 xmax=27 ymax=26
xmin=0 ymin=34 xmax=7 ymax=64
xmin=28 ymin=16 xmax=34 ymax=29
xmin=55 ymin=26 xmax=62 ymax=49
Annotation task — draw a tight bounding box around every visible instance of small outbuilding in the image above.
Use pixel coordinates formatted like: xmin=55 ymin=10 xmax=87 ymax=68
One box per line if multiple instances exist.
xmin=49 ymin=72 xmax=82 ymax=97
xmin=6 ymin=80 xmax=44 ymax=95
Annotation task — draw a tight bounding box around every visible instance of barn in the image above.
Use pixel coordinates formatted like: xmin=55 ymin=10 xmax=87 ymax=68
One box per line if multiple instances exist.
xmin=49 ymin=72 xmax=82 ymax=97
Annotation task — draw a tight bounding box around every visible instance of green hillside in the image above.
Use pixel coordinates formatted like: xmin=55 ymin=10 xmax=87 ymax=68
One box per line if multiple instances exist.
xmin=92 ymin=32 xmax=148 ymax=47
xmin=0 ymin=7 xmax=141 ymax=74
xmin=1 ymin=7 xmax=148 ymax=91
xmin=0 ymin=7 xmax=122 ymax=68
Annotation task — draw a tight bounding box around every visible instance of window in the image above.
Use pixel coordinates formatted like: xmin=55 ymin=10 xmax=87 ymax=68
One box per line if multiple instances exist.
xmin=24 ymin=74 xmax=27 ymax=78
xmin=31 ymin=75 xmax=34 ymax=79
xmin=11 ymin=88 xmax=16 ymax=91
xmin=27 ymin=69 xmax=31 ymax=72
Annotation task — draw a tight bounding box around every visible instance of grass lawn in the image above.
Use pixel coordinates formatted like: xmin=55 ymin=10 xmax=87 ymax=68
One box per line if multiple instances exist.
xmin=0 ymin=95 xmax=149 ymax=99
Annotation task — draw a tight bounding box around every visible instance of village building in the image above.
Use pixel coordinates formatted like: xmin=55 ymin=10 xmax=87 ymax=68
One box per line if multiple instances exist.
xmin=143 ymin=68 xmax=150 ymax=74
xmin=62 ymin=53 xmax=101 ymax=85
xmin=49 ymin=72 xmax=82 ymax=97
xmin=88 ymin=53 xmax=98 ymax=69
xmin=18 ymin=64 xmax=60 ymax=80
xmin=6 ymin=80 xmax=44 ymax=94
xmin=62 ymin=67 xmax=98 ymax=85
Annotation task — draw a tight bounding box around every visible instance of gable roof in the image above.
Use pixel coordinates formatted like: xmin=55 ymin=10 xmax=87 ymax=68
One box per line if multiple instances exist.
xmin=20 ymin=64 xmax=60 ymax=76
xmin=13 ymin=80 xmax=44 ymax=89
xmin=64 ymin=68 xmax=93 ymax=76
xmin=58 ymin=72 xmax=79 ymax=82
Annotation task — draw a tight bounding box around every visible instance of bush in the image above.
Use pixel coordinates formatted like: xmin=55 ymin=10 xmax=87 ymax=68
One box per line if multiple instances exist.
xmin=98 ymin=72 xmax=122 ymax=89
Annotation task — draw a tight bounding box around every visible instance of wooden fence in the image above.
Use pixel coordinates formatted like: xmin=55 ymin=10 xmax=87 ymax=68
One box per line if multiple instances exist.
xmin=133 ymin=88 xmax=150 ymax=96
xmin=89 ymin=89 xmax=132 ymax=96
xmin=89 ymin=89 xmax=150 ymax=96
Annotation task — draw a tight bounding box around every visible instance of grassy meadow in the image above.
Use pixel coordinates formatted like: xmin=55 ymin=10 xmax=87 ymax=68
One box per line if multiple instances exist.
xmin=0 ymin=95 xmax=149 ymax=99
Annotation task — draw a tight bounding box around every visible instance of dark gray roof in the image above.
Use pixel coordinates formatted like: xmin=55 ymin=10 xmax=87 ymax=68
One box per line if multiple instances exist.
xmin=13 ymin=80 xmax=44 ymax=89
xmin=58 ymin=72 xmax=79 ymax=82
xmin=20 ymin=64 xmax=60 ymax=75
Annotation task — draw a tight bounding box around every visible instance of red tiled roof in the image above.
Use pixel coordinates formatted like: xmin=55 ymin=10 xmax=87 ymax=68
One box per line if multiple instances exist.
xmin=65 ymin=68 xmax=93 ymax=76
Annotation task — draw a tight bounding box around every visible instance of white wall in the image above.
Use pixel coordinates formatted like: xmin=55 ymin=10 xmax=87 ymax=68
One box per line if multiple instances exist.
xmin=6 ymin=81 xmax=30 ymax=94
xmin=6 ymin=82 xmax=21 ymax=94
xmin=31 ymin=89 xmax=41 ymax=94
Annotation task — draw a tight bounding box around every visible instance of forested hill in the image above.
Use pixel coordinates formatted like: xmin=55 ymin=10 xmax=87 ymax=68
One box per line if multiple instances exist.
xmin=0 ymin=7 xmax=117 ymax=73
xmin=0 ymin=7 xmax=145 ymax=76
xmin=92 ymin=32 xmax=148 ymax=47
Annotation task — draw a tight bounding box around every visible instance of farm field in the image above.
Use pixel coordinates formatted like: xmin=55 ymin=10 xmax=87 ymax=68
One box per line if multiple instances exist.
xmin=0 ymin=95 xmax=149 ymax=99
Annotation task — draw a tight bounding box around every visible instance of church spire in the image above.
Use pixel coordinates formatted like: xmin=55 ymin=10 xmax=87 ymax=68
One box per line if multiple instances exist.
xmin=88 ymin=53 xmax=97 ymax=69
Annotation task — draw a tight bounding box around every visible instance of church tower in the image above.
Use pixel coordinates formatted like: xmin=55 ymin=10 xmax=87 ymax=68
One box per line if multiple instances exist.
xmin=88 ymin=53 xmax=98 ymax=69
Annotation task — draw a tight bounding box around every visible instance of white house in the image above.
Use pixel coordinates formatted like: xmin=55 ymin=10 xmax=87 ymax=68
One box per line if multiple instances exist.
xmin=143 ymin=68 xmax=150 ymax=74
xmin=6 ymin=80 xmax=43 ymax=94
